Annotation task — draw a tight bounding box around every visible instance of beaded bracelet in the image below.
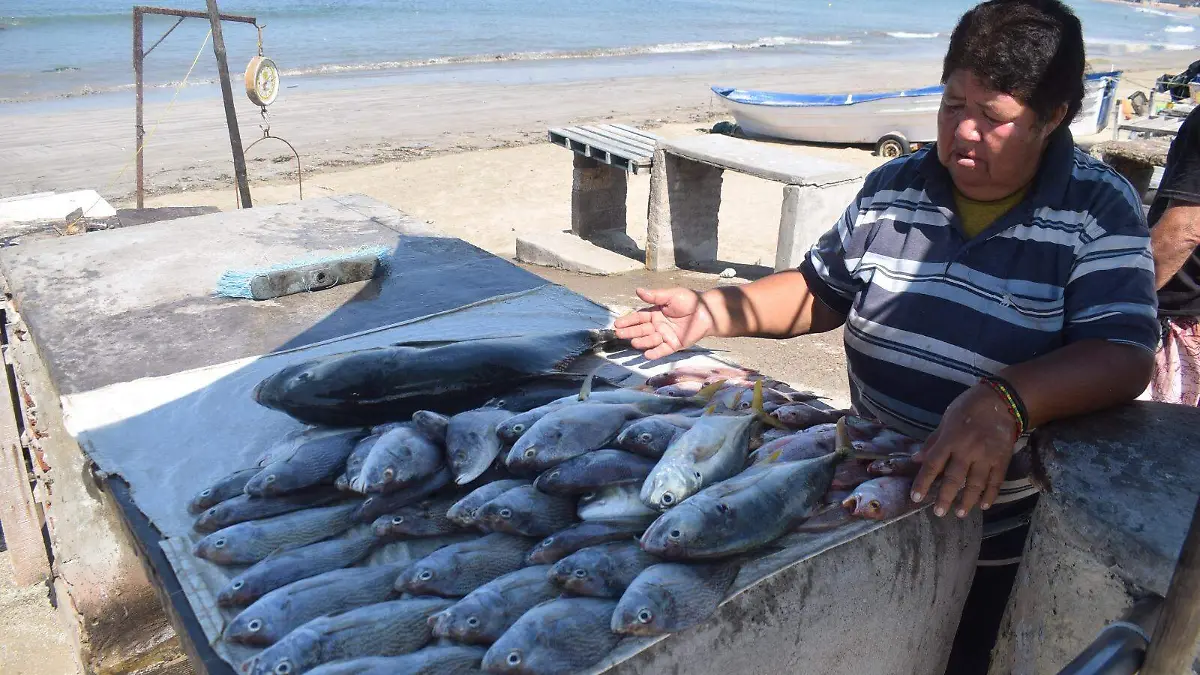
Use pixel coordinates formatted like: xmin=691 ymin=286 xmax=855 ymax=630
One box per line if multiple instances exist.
xmin=980 ymin=376 xmax=1028 ymax=440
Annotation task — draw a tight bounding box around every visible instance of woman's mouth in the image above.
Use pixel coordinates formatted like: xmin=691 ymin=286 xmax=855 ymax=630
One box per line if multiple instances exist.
xmin=952 ymin=150 xmax=977 ymax=169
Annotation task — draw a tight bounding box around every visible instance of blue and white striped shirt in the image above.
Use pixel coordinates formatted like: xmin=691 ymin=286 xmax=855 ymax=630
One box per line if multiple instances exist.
xmin=799 ymin=130 xmax=1159 ymax=439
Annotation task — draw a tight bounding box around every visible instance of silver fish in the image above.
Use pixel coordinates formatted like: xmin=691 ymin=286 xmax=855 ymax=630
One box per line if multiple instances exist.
xmin=446 ymin=479 xmax=532 ymax=528
xmin=495 ymin=387 xmax=689 ymax=444
xmin=477 ymin=485 xmax=577 ymax=537
xmin=360 ymin=534 xmax=478 ymax=568
xmin=533 ymin=449 xmax=656 ymax=495
xmin=504 ymin=404 xmax=645 ymax=472
xmin=641 ymin=411 xmax=758 ymax=511
xmin=224 ymin=562 xmax=407 ymax=646
xmin=395 ymin=533 xmax=533 ymax=597
xmin=481 ymin=598 xmax=619 ymax=675
xmin=613 ymin=413 xmax=700 ymax=458
xmin=354 ymin=425 xmax=444 ymax=493
xmin=446 ymin=408 xmax=515 ymax=485
xmin=578 ymin=485 xmax=658 ymax=522
xmin=247 ymin=597 xmax=455 ymax=675
xmin=218 ymin=527 xmax=380 ymax=607
xmin=193 ymin=488 xmax=347 ymax=534
xmin=748 ymin=423 xmax=837 ymax=465
xmin=430 ymin=566 xmax=558 ymax=646
xmin=246 ymin=428 xmax=367 ymax=497
xmin=372 ymin=495 xmax=462 ymax=538
xmin=641 ymin=449 xmax=847 ymax=560
xmin=771 ymin=402 xmax=844 ymax=430
xmin=526 ymin=519 xmax=649 ymax=565
xmin=412 ymin=410 xmax=451 ymax=443
xmin=188 ymin=467 xmax=261 ymax=514
xmin=611 ymin=560 xmax=742 ymax=635
xmin=337 ymin=433 xmax=384 ymax=492
xmin=843 ymin=476 xmax=914 ymax=520
xmin=304 ymin=646 xmax=486 ymax=675
xmin=549 ymin=541 xmax=659 ymax=598
xmin=355 ymin=466 xmax=452 ymax=522
xmin=193 ymin=502 xmax=359 ymax=566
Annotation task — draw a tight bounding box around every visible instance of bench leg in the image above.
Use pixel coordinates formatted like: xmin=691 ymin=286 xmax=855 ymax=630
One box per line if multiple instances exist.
xmin=773 ymin=181 xmax=865 ymax=271
xmin=571 ymin=154 xmax=628 ymax=240
xmin=646 ymin=150 xmax=723 ymax=271
xmin=774 ymin=185 xmax=803 ymax=272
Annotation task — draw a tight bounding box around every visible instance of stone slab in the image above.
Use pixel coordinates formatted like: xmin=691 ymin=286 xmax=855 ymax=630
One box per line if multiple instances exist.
xmin=516 ymin=230 xmax=643 ymax=275
xmin=0 ymin=190 xmax=116 ymax=223
xmin=659 ymin=134 xmax=865 ymax=186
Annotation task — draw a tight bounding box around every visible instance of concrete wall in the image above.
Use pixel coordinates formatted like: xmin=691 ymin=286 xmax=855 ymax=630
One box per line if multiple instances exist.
xmin=774 ymin=180 xmax=863 ymax=271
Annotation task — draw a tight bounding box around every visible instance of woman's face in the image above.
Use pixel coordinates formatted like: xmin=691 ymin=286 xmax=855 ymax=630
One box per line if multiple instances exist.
xmin=937 ymin=69 xmax=1066 ymax=201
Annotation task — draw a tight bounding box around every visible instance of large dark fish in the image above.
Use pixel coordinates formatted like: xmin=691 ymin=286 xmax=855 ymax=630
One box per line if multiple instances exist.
xmin=640 ymin=448 xmax=846 ymax=560
xmin=446 ymin=479 xmax=531 ymax=529
xmin=533 ymin=449 xmax=656 ymax=495
xmin=446 ymin=408 xmax=515 ymax=485
xmin=217 ymin=527 xmax=380 ymax=607
xmin=193 ymin=487 xmax=347 ymax=533
xmin=611 ymin=560 xmax=743 ymax=635
xmin=188 ymin=467 xmax=260 ymax=514
xmin=252 ymin=330 xmax=620 ymax=426
xmin=354 ymin=424 xmax=444 ymax=493
xmin=304 ymin=646 xmax=487 ymax=675
xmin=224 ymin=562 xmax=407 ymax=646
xmin=527 ymin=520 xmax=649 ymax=565
xmin=193 ymin=502 xmax=360 ymax=566
xmin=549 ymin=541 xmax=658 ymax=598
xmin=354 ymin=466 xmax=452 ymax=522
xmin=476 ymin=485 xmax=577 ymax=537
xmin=430 ymin=566 xmax=558 ymax=646
xmin=247 ymin=597 xmax=455 ymax=675
xmin=245 ymin=428 xmax=367 ymax=497
xmin=394 ymin=533 xmax=534 ymax=597
xmin=481 ymin=598 xmax=620 ymax=675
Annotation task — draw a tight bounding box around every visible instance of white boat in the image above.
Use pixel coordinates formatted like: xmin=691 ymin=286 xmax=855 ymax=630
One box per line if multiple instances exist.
xmin=711 ymin=71 xmax=1121 ymax=156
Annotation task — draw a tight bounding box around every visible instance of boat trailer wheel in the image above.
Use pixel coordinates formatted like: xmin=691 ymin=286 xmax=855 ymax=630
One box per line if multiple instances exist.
xmin=875 ymin=133 xmax=911 ymax=159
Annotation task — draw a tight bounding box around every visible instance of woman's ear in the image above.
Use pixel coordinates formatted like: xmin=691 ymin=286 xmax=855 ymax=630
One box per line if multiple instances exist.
xmin=1041 ymin=103 xmax=1069 ymax=140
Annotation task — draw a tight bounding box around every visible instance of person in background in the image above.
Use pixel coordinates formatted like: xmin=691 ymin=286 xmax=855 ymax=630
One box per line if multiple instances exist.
xmin=614 ymin=1 xmax=1157 ymax=672
xmin=1146 ymin=105 xmax=1200 ymax=406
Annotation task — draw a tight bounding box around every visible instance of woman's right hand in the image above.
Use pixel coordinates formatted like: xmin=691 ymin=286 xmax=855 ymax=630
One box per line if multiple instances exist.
xmin=613 ymin=287 xmax=714 ymax=360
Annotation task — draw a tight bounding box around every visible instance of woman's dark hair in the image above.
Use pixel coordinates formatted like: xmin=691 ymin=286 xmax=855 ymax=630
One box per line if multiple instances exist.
xmin=942 ymin=0 xmax=1086 ymax=125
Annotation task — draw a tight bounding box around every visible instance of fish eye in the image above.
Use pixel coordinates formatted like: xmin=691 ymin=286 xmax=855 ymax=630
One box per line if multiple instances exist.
xmin=582 ymin=492 xmax=596 ymax=501
xmin=264 ymin=475 xmax=276 ymax=484
xmin=232 ymin=580 xmax=244 ymax=590
xmin=541 ymin=537 xmax=554 ymax=546
xmin=207 ymin=508 xmax=218 ymax=516
xmin=693 ymin=470 xmax=702 ymax=479
xmin=668 ymin=529 xmax=681 ymax=539
xmin=297 ymin=373 xmax=312 ymax=383
xmin=455 ymin=451 xmax=466 ymax=461
xmin=869 ymin=500 xmax=881 ymax=513
xmin=274 ymin=661 xmax=292 ymax=675
xmin=382 ymin=468 xmax=394 ymax=480
xmin=199 ymin=489 xmax=211 ymax=497
xmin=573 ymin=569 xmax=587 ymax=578
xmin=548 ymin=471 xmax=560 ymax=480
xmin=716 ymin=502 xmax=729 ymax=514
xmin=507 ymin=651 xmax=522 ymax=666
xmin=468 ymin=508 xmax=479 ymax=517
xmin=499 ymin=508 xmax=512 ymax=519
xmin=364 ymin=498 xmax=375 ymax=507
xmin=661 ymin=493 xmax=675 ymax=505
xmin=248 ymin=619 xmax=263 ymax=632
xmin=638 ymin=433 xmax=652 ymax=444
xmin=392 ymin=516 xmax=404 ymax=525
xmin=214 ymin=538 xmax=226 ymax=548
xmin=637 ymin=608 xmax=654 ymax=623
xmin=467 ymin=616 xmax=480 ymax=627
xmin=513 ymin=424 xmax=525 ymax=433
xmin=495 ymin=399 xmax=506 ymax=407
xmin=418 ymin=570 xmax=434 ymax=581
xmin=523 ymin=448 xmax=536 ymax=459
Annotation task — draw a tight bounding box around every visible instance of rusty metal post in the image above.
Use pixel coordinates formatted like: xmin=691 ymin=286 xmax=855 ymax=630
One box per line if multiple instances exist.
xmin=133 ymin=8 xmax=145 ymax=209
xmin=205 ymin=0 xmax=253 ymax=208
xmin=1142 ymin=495 xmax=1200 ymax=674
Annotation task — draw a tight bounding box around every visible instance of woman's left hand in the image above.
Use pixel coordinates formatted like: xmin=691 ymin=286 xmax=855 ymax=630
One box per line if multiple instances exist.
xmin=910 ymin=383 xmax=1020 ymax=518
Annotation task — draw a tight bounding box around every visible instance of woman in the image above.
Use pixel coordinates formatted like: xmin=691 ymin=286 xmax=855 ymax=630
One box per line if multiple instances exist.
xmin=615 ymin=0 xmax=1157 ymax=670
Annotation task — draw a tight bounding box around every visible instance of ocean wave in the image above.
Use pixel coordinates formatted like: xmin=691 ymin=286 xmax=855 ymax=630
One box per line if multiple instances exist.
xmin=886 ymin=32 xmax=939 ymax=39
xmin=1136 ymin=7 xmax=1177 ymax=17
xmin=1166 ymin=25 xmax=1196 ymax=34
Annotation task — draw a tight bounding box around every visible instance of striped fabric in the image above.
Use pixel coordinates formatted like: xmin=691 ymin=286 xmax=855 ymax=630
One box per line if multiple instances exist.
xmin=800 ymin=129 xmax=1159 ymax=439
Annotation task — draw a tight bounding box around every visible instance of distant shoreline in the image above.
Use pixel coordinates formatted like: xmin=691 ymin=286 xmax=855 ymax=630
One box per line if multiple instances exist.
xmin=1092 ymin=0 xmax=1200 ymax=17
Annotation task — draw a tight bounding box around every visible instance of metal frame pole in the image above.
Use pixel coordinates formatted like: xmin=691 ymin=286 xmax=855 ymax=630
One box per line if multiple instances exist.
xmin=133 ymin=8 xmax=145 ymax=209
xmin=1142 ymin=495 xmax=1200 ymax=674
xmin=205 ymin=0 xmax=253 ymax=208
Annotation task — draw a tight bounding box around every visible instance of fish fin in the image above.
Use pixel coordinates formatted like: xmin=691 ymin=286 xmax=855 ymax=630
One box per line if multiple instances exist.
xmin=753 ymin=382 xmax=788 ymax=430
xmin=834 ymin=417 xmax=854 ymax=460
xmin=692 ymin=379 xmax=728 ymax=403
xmin=731 ymin=389 xmax=746 ymax=409
xmin=579 ymin=370 xmax=597 ymax=401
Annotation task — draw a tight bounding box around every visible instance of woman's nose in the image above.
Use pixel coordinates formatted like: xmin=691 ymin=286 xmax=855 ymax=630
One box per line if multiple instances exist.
xmin=956 ymin=117 xmax=982 ymax=143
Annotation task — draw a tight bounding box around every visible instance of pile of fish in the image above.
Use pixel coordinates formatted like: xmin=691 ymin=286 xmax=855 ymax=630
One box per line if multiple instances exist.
xmin=187 ymin=334 xmax=922 ymax=675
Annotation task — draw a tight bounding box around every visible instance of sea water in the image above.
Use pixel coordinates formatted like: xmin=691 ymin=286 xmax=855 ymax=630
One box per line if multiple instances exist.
xmin=0 ymin=0 xmax=1196 ymax=103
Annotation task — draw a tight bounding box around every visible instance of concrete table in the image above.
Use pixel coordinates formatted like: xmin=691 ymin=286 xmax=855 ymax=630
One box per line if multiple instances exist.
xmin=989 ymin=402 xmax=1200 ymax=674
xmin=1090 ymin=138 xmax=1172 ymax=200
xmin=548 ymin=124 xmax=658 ymax=244
xmin=646 ymin=134 xmax=866 ymax=272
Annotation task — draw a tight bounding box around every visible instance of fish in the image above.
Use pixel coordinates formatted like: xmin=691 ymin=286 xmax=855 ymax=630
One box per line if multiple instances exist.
xmin=446 ymin=479 xmax=531 ymax=528
xmin=193 ymin=487 xmax=347 ymax=534
xmin=476 ymin=485 xmax=577 ymax=537
xmin=193 ymin=502 xmax=360 ymax=566
xmin=533 ymin=449 xmax=656 ymax=495
xmin=359 ymin=534 xmax=478 ymax=568
xmin=748 ymin=423 xmax=837 ymax=465
xmin=613 ymin=414 xmax=698 ymax=458
xmin=497 ymin=385 xmax=704 ymax=445
xmin=354 ymin=466 xmax=452 ymax=522
xmin=641 ymin=431 xmax=850 ymax=560
xmin=412 ymin=410 xmax=451 ymax=443
xmin=394 ymin=533 xmax=534 ymax=597
xmin=611 ymin=560 xmax=742 ymax=636
xmin=188 ymin=467 xmax=260 ymax=514
xmin=792 ymin=503 xmax=854 ymax=533
xmin=224 ymin=562 xmax=407 ymax=646
xmin=247 ymin=597 xmax=455 ymax=675
xmin=337 ymin=433 xmax=385 ymax=491
xmin=246 ymin=428 xmax=367 ymax=497
xmin=354 ymin=425 xmax=444 ymax=493
xmin=548 ymin=542 xmax=659 ymax=598
xmin=304 ymin=646 xmax=487 ymax=675
xmin=525 ymin=519 xmax=649 ymax=565
xmin=217 ymin=527 xmax=380 ymax=607
xmin=771 ymin=402 xmax=844 ymax=430
xmin=483 ymin=372 xmax=622 ymax=412
xmin=867 ymin=454 xmax=921 ymax=477
xmin=654 ymin=381 xmax=705 ymax=397
xmin=372 ymin=496 xmax=462 ymax=538
xmin=645 ymin=366 xmax=756 ymax=388
xmin=831 ymin=460 xmax=873 ymax=490
xmin=749 ymin=427 xmax=792 ymax=451
xmin=481 ymin=598 xmax=620 ymax=675
xmin=843 ymin=476 xmax=915 ymax=521
xmin=252 ymin=330 xmax=621 ymax=426
xmin=578 ymin=485 xmax=658 ymax=521
xmin=446 ymin=408 xmax=515 ymax=485
xmin=429 ymin=566 xmax=559 ymax=646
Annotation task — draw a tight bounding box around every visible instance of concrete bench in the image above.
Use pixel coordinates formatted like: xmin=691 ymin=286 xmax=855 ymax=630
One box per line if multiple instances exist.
xmin=548 ymin=124 xmax=659 ymax=243
xmin=1090 ymin=138 xmax=1171 ymax=200
xmin=645 ymin=134 xmax=867 ymax=272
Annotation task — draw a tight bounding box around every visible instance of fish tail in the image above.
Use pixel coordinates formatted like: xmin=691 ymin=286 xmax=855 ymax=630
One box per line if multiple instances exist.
xmin=752 ymin=381 xmax=788 ymax=430
xmin=578 ymin=369 xmax=599 ymax=401
xmin=590 ymin=328 xmax=630 ymax=350
xmin=834 ymin=417 xmax=855 ymax=461
xmin=692 ymin=379 xmax=727 ymax=405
